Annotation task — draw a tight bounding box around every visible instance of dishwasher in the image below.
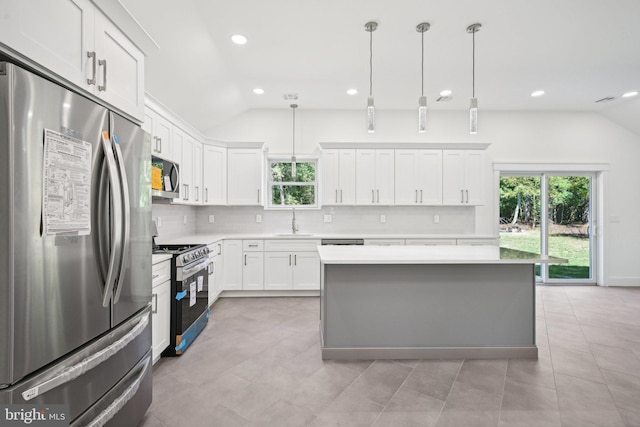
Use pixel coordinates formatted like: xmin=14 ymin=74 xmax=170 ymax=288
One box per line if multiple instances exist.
xmin=320 ymin=239 xmax=364 ymax=246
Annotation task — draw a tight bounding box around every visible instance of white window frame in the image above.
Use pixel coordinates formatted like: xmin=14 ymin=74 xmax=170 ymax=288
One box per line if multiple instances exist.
xmin=266 ymin=155 xmax=319 ymax=210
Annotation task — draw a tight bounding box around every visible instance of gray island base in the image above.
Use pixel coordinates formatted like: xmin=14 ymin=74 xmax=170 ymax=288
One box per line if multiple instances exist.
xmin=318 ymin=245 xmax=567 ymax=360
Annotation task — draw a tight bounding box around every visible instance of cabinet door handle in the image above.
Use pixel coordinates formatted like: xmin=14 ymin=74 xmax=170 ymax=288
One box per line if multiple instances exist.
xmin=420 ymin=189 xmax=423 ymax=203
xmin=294 ymin=254 xmax=297 ymax=266
xmin=340 ymin=189 xmax=343 ymax=203
xmin=466 ymin=189 xmax=469 ymax=203
xmin=205 ymin=188 xmax=209 ymax=203
xmin=152 ymin=293 xmax=158 ymax=314
xmin=98 ymin=59 xmax=107 ymax=92
xmin=415 ymin=189 xmax=418 ymax=203
xmin=257 ymin=189 xmax=261 ymax=203
xmin=372 ymin=189 xmax=374 ymax=203
xmin=87 ymin=51 xmax=97 ymax=85
xmin=335 ymin=189 xmax=338 ymax=203
xmin=289 ymin=254 xmax=292 ymax=266
xmin=460 ymin=189 xmax=464 ymax=203
xmin=195 ymin=186 xmax=199 ymax=202
xmin=244 ymin=254 xmax=247 ymax=266
xmin=377 ymin=189 xmax=379 ymax=203
xmin=152 ymin=274 xmax=160 ymax=279
xmin=158 ymin=137 xmax=162 ymax=153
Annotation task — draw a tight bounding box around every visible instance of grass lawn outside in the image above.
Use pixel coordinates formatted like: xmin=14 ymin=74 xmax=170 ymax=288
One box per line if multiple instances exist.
xmin=500 ymin=229 xmax=590 ymax=279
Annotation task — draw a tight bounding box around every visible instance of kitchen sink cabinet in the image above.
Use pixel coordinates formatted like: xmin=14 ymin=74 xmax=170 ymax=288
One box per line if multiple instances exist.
xmin=151 ymin=259 xmax=171 ymax=364
xmin=322 ymin=149 xmax=356 ymax=205
xmin=356 ymin=149 xmax=395 ymax=205
xmin=442 ymin=150 xmax=485 ymax=205
xmin=0 ymin=0 xmax=145 ymax=120
xmin=263 ymin=240 xmax=321 ymax=290
xmin=395 ymin=150 xmax=443 ymax=205
xmin=227 ymin=148 xmax=264 ymax=205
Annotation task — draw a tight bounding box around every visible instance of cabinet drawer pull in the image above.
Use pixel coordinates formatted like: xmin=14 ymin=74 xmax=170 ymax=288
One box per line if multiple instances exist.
xmin=152 ymin=274 xmax=160 ymax=279
xmin=87 ymin=51 xmax=97 ymax=85
xmin=98 ymin=59 xmax=107 ymax=92
xmin=248 ymin=244 xmax=258 ymax=247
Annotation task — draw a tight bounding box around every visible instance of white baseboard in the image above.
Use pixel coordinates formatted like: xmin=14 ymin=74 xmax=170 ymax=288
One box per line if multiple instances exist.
xmin=602 ymin=277 xmax=640 ymax=287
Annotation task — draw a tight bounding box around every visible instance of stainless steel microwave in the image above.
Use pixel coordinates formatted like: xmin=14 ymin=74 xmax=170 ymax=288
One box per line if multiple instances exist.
xmin=151 ymin=156 xmax=180 ymax=199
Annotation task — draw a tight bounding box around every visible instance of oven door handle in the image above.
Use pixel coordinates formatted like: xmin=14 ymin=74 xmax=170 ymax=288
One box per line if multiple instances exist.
xmin=180 ymin=258 xmax=209 ymax=280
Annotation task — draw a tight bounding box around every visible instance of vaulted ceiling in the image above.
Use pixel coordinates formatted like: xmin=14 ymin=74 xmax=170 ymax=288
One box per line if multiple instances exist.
xmin=122 ymin=0 xmax=640 ymax=135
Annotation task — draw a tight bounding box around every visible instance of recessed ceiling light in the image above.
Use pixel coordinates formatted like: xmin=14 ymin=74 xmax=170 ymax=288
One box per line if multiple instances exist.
xmin=531 ymin=90 xmax=545 ymax=97
xmin=346 ymin=89 xmax=358 ymax=95
xmin=439 ymin=90 xmax=452 ymax=97
xmin=253 ymin=88 xmax=264 ymax=95
xmin=231 ymin=34 xmax=248 ymax=45
xmin=622 ymin=91 xmax=638 ymax=98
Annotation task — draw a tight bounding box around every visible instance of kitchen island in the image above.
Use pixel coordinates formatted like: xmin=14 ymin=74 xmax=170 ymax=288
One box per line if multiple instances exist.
xmin=318 ymin=245 xmax=566 ymax=360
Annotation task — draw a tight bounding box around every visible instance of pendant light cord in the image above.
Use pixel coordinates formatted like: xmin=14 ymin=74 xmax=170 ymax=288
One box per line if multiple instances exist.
xmin=292 ymin=106 xmax=296 ymax=158
xmin=369 ymin=29 xmax=373 ymax=97
xmin=472 ymin=29 xmax=476 ymax=98
xmin=421 ymin=29 xmax=424 ymax=97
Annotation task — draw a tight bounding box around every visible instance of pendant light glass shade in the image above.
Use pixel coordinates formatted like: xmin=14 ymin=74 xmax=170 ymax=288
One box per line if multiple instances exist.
xmin=416 ymin=22 xmax=430 ymax=133
xmin=365 ymin=22 xmax=378 ymax=133
xmin=467 ymin=23 xmax=481 ymax=134
xmin=418 ymin=96 xmax=427 ymax=133
xmin=290 ymin=104 xmax=297 ymax=177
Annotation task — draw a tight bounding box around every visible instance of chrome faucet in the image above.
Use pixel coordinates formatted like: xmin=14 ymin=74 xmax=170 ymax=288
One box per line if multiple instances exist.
xmin=291 ymin=207 xmax=298 ymax=235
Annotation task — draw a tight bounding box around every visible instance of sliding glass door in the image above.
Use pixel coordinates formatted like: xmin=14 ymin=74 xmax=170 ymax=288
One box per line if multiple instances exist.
xmin=499 ymin=173 xmax=595 ymax=284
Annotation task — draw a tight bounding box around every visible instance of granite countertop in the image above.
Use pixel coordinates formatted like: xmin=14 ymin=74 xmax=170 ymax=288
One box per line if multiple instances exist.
xmin=317 ymin=245 xmax=568 ymax=265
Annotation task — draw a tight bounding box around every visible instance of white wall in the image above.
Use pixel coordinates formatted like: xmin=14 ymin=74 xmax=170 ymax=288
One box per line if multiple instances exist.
xmin=207 ymin=108 xmax=640 ymax=286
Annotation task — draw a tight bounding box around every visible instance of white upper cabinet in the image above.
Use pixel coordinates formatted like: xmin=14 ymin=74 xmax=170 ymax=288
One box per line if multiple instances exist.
xmin=0 ymin=0 xmax=145 ymax=120
xmin=322 ymin=149 xmax=356 ymax=205
xmin=356 ymin=149 xmax=394 ymax=205
xmin=193 ymin=141 xmax=203 ymax=205
xmin=395 ymin=150 xmax=442 ymax=205
xmin=93 ymin=12 xmax=144 ymax=120
xmin=202 ymin=145 xmax=226 ymax=205
xmin=442 ymin=150 xmax=485 ymax=205
xmin=227 ymin=148 xmax=264 ymax=206
xmin=144 ymin=108 xmax=173 ymax=161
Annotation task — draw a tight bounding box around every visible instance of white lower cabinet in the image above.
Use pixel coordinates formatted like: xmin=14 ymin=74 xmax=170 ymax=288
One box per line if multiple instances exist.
xmin=263 ymin=240 xmax=321 ymax=290
xmin=207 ymin=241 xmax=223 ymax=306
xmin=242 ymin=252 xmax=264 ymax=290
xmin=222 ymin=240 xmax=243 ymax=290
xmin=151 ymin=259 xmax=171 ymax=364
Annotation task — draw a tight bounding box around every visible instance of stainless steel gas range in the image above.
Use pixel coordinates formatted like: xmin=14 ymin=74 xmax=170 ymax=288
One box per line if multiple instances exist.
xmin=153 ymin=244 xmax=210 ymax=356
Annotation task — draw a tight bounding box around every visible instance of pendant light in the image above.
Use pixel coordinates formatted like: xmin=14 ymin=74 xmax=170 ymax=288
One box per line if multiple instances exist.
xmin=290 ymin=104 xmax=297 ymax=178
xmin=467 ymin=23 xmax=481 ymax=134
xmin=416 ymin=22 xmax=430 ymax=133
xmin=365 ymin=21 xmax=378 ymax=133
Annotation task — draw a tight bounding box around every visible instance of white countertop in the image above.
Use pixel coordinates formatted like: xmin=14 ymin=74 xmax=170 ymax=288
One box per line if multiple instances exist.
xmin=155 ymin=233 xmax=498 ymax=246
xmin=152 ymin=253 xmax=172 ymax=264
xmin=317 ymin=245 xmax=568 ymax=265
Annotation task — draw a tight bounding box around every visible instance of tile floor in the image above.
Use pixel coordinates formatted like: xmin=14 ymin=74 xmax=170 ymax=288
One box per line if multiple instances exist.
xmin=140 ymin=286 xmax=640 ymax=426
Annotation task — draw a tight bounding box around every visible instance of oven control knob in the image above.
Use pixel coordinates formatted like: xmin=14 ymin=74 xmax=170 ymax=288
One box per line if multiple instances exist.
xmin=183 ymin=254 xmax=189 ymax=263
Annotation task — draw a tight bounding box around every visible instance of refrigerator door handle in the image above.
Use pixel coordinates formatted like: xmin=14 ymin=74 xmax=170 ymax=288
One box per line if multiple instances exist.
xmin=21 ymin=312 xmax=149 ymax=401
xmin=111 ymin=128 xmax=131 ymax=304
xmin=83 ymin=356 xmax=150 ymax=427
xmin=100 ymin=131 xmax=124 ymax=307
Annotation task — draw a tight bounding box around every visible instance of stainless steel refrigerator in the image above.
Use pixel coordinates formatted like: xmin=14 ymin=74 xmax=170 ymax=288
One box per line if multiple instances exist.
xmin=0 ymin=62 xmax=152 ymax=426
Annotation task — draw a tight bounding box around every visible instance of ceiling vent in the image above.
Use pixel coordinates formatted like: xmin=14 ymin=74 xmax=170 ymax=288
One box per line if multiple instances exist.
xmin=283 ymin=93 xmax=299 ymax=101
xmin=595 ymin=96 xmax=616 ymax=103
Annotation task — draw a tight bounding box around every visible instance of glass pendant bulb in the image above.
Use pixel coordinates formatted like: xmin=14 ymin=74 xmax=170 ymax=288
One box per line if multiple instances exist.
xmin=469 ymin=97 xmax=478 ymax=134
xmin=367 ymin=96 xmax=375 ymax=133
xmin=418 ymin=96 xmax=427 ymax=133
